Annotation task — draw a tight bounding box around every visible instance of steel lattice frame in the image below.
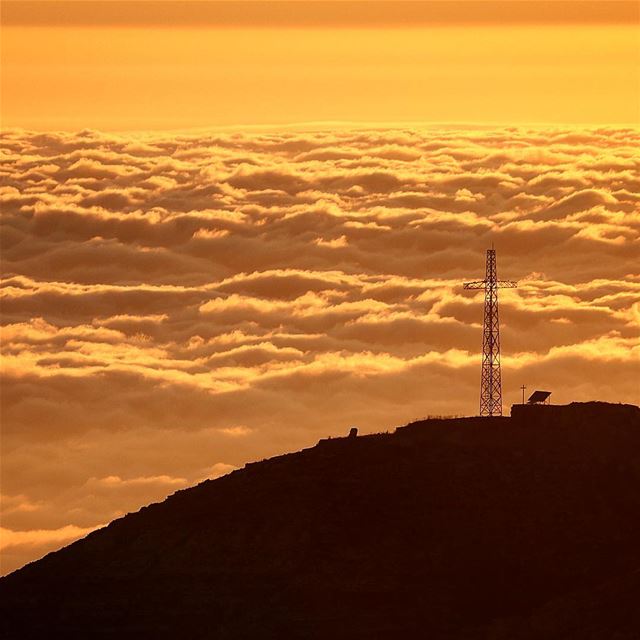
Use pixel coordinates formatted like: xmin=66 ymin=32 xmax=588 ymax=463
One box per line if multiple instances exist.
xmin=464 ymin=249 xmax=517 ymax=417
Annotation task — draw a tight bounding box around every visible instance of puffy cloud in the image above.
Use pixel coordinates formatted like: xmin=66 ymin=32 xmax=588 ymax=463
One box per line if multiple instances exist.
xmin=1 ymin=125 xmax=639 ymax=575
xmin=0 ymin=524 xmax=102 ymax=576
xmin=0 ymin=524 xmax=101 ymax=553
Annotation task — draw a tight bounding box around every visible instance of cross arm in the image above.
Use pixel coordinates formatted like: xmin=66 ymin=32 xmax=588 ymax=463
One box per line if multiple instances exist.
xmin=463 ymin=280 xmax=518 ymax=290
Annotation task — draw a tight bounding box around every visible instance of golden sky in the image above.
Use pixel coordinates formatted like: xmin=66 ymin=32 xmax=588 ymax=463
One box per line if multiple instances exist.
xmin=2 ymin=1 xmax=639 ymax=129
xmin=1 ymin=2 xmax=639 ymax=575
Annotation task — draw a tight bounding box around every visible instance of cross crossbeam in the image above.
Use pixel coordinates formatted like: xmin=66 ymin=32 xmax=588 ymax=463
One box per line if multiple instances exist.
xmin=463 ymin=280 xmax=518 ymax=290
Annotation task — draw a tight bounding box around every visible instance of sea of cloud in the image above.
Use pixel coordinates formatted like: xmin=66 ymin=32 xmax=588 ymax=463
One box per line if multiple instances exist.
xmin=1 ymin=125 xmax=639 ymax=573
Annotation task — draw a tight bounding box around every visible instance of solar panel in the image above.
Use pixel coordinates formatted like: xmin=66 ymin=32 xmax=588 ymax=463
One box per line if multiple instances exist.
xmin=527 ymin=390 xmax=551 ymax=404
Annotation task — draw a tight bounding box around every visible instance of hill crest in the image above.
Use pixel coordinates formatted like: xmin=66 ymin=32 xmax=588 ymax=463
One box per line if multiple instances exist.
xmin=2 ymin=401 xmax=640 ymax=639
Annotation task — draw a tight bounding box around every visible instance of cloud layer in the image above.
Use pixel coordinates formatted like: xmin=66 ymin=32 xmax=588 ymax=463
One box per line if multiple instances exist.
xmin=6 ymin=1 xmax=637 ymax=27
xmin=1 ymin=125 xmax=639 ymax=574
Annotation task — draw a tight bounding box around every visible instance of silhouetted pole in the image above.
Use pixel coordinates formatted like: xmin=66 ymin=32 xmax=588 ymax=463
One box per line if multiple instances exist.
xmin=521 ymin=385 xmax=526 ymax=404
xmin=464 ymin=249 xmax=517 ymax=416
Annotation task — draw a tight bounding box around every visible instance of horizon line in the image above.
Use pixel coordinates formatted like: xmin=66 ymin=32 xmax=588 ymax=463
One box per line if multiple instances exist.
xmin=4 ymin=120 xmax=640 ymax=136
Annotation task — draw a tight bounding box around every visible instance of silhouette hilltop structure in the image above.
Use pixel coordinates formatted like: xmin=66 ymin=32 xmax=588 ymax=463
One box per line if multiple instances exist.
xmin=2 ymin=401 xmax=640 ymax=639
xmin=463 ymin=247 xmax=517 ymax=417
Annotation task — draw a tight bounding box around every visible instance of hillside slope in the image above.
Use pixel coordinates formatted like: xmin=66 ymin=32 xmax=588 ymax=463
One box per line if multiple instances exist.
xmin=2 ymin=402 xmax=640 ymax=639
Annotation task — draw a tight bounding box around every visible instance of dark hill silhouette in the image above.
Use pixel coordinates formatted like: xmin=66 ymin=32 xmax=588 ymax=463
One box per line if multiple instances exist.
xmin=2 ymin=401 xmax=640 ymax=639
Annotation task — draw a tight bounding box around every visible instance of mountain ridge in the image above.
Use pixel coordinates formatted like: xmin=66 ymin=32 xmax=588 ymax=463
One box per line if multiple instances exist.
xmin=2 ymin=401 xmax=640 ymax=639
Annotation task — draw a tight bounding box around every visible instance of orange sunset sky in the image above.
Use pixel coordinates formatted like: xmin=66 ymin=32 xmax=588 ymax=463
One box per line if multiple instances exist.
xmin=1 ymin=1 xmax=639 ymax=574
xmin=2 ymin=0 xmax=639 ymax=128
